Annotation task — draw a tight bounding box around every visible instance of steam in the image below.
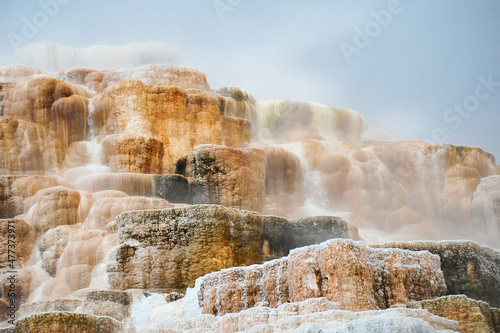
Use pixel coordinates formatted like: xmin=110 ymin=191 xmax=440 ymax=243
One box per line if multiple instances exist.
xmin=0 ymin=41 xmax=182 ymax=72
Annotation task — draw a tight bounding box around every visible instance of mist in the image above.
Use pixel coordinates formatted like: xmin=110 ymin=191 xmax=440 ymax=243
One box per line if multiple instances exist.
xmin=1 ymin=1 xmax=499 ymax=158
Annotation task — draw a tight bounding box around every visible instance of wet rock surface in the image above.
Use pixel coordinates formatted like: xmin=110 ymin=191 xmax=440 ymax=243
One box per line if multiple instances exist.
xmin=198 ymin=239 xmax=446 ymax=315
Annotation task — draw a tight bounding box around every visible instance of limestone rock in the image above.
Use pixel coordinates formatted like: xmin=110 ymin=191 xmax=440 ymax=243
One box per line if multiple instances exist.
xmin=286 ymin=216 xmax=360 ymax=249
xmin=155 ymin=300 xmax=459 ymax=333
xmin=0 ymin=219 xmax=36 ymax=269
xmin=80 ymin=290 xmax=130 ymax=321
xmin=152 ymin=174 xmax=189 ymax=204
xmin=261 ymin=216 xmax=360 ymax=260
xmin=0 ymin=65 xmax=43 ymax=83
xmin=3 ymin=77 xmax=91 ymax=148
xmin=408 ymin=295 xmax=497 ymax=333
xmin=261 ymin=146 xmax=305 ymax=215
xmin=92 ymin=80 xmax=250 ymax=172
xmin=27 ymin=187 xmax=81 ymax=235
xmin=83 ymin=196 xmax=172 ymax=231
xmin=0 ymin=176 xmax=70 ymax=218
xmin=107 ymin=205 xmax=263 ymax=292
xmin=100 ymin=132 xmax=164 ymax=174
xmin=17 ymin=299 xmax=82 ymax=319
xmin=198 ymin=239 xmax=446 ymax=315
xmin=179 ymin=145 xmax=266 ymax=211
xmin=38 ymin=225 xmax=75 ymax=276
xmin=63 ymin=64 xmax=211 ymax=93
xmin=15 ymin=312 xmax=121 ymax=333
xmin=373 ymin=240 xmax=500 ymax=308
xmin=0 ymin=117 xmax=65 ymax=174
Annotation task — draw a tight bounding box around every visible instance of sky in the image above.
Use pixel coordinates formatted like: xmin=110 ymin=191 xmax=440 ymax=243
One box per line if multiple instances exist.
xmin=1 ymin=0 xmax=499 ymax=159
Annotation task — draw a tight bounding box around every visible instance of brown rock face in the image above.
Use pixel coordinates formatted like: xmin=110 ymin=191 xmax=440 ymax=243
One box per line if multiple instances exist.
xmin=179 ymin=145 xmax=266 ymax=211
xmin=407 ymin=295 xmax=498 ymax=333
xmin=198 ymin=239 xmax=446 ymax=315
xmin=373 ymin=240 xmax=500 ymax=308
xmin=91 ymin=80 xmax=250 ymax=173
xmin=27 ymin=187 xmax=81 ymax=235
xmin=0 ymin=219 xmax=36 ymax=270
xmin=0 ymin=117 xmax=65 ymax=174
xmin=100 ymin=132 xmax=164 ymax=174
xmin=107 ymin=205 xmax=263 ymax=292
xmin=3 ymin=77 xmax=91 ymax=148
xmin=15 ymin=312 xmax=121 ymax=333
xmin=0 ymin=176 xmax=70 ymax=218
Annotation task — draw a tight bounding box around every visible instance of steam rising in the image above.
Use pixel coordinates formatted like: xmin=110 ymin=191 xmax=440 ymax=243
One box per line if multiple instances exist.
xmin=0 ymin=42 xmax=182 ymax=72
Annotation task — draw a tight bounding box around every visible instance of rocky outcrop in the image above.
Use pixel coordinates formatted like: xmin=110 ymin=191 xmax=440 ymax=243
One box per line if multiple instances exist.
xmin=373 ymin=240 xmax=500 ymax=308
xmin=71 ymin=173 xmax=189 ymax=203
xmin=0 ymin=117 xmax=65 ymax=174
xmin=408 ymin=295 xmax=499 ymax=333
xmin=107 ymin=205 xmax=264 ymax=293
xmin=15 ymin=312 xmax=121 ymax=333
xmin=0 ymin=175 xmax=70 ymax=218
xmin=156 ymin=298 xmax=459 ymax=333
xmin=63 ymin=64 xmax=211 ymax=93
xmin=91 ymin=80 xmax=250 ymax=172
xmin=3 ymin=77 xmax=91 ymax=148
xmin=198 ymin=239 xmax=446 ymax=315
xmin=178 ymin=145 xmax=266 ymax=211
xmin=100 ymin=133 xmax=164 ymax=174
xmin=80 ymin=290 xmax=130 ymax=321
xmin=261 ymin=216 xmax=360 ymax=260
xmin=0 ymin=219 xmax=36 ymax=270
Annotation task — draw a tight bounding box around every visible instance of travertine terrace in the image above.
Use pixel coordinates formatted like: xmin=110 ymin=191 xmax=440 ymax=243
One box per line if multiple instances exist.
xmin=0 ymin=64 xmax=499 ymax=332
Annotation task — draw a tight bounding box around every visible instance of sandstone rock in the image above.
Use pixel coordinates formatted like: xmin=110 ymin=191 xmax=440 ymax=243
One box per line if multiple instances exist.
xmin=15 ymin=312 xmax=121 ymax=333
xmin=198 ymin=239 xmax=446 ymax=315
xmin=107 ymin=205 xmax=263 ymax=292
xmin=373 ymin=240 xmax=500 ymax=308
xmin=408 ymin=295 xmax=497 ymax=333
xmin=179 ymin=145 xmax=266 ymax=211
xmin=0 ymin=219 xmax=36 ymax=270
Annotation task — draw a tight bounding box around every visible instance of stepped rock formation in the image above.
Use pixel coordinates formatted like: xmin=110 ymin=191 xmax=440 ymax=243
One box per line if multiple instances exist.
xmin=373 ymin=240 xmax=500 ymax=308
xmin=106 ymin=205 xmax=358 ymax=294
xmin=198 ymin=239 xmax=446 ymax=315
xmin=0 ymin=63 xmax=499 ymax=331
xmin=178 ymin=145 xmax=266 ymax=211
xmin=408 ymin=295 xmax=500 ymax=333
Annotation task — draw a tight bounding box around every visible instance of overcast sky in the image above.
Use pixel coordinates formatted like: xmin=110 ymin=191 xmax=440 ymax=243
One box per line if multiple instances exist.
xmin=1 ymin=0 xmax=499 ymax=159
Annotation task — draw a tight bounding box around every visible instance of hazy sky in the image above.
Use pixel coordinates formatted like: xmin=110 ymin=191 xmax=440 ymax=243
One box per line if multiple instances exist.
xmin=1 ymin=0 xmax=499 ymax=159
